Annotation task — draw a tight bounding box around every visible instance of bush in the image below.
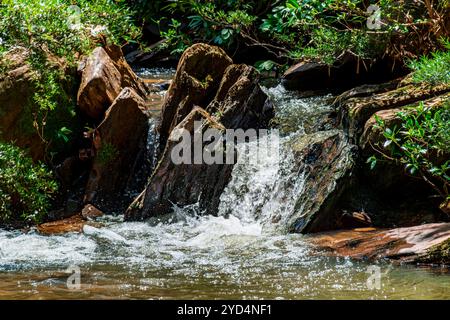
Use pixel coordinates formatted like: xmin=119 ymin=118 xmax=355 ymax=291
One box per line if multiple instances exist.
xmin=409 ymin=40 xmax=450 ymax=85
xmin=0 ymin=143 xmax=58 ymax=225
xmin=368 ymin=102 xmax=450 ymax=206
xmin=0 ymin=0 xmax=141 ymax=160
xmin=137 ymin=0 xmax=447 ymax=71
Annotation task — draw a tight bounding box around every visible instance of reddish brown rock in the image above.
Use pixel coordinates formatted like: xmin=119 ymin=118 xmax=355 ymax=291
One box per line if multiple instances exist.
xmin=158 ymin=43 xmax=233 ymax=150
xmin=207 ymin=64 xmax=274 ymax=130
xmin=125 ymin=107 xmax=234 ymax=220
xmin=309 ymin=223 xmax=450 ymax=264
xmin=0 ymin=47 xmax=45 ymax=160
xmin=77 ymin=47 xmax=122 ymax=120
xmin=84 ymin=87 xmax=149 ymax=209
xmin=77 ymin=46 xmax=148 ymax=120
xmin=37 ymin=215 xmax=86 ymax=235
xmin=81 ymin=204 xmax=104 ymax=220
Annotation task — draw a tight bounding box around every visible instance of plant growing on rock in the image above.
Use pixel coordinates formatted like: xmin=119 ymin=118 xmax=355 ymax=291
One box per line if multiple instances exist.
xmin=368 ymin=102 xmax=450 ymax=213
xmin=409 ymin=39 xmax=450 ymax=85
xmin=0 ymin=143 xmax=58 ymax=225
xmin=0 ymin=0 xmax=141 ymax=160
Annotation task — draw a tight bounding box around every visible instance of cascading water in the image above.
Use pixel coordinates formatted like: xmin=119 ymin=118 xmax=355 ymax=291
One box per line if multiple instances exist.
xmin=218 ymin=85 xmax=335 ymax=233
xmin=0 ymin=71 xmax=449 ymax=299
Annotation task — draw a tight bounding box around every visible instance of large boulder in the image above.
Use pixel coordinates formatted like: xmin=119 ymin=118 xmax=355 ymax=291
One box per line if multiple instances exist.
xmin=333 ymin=78 xmax=450 ymax=230
xmin=0 ymin=48 xmax=45 ymax=160
xmin=125 ymin=44 xmax=274 ymax=221
xmin=77 ymin=46 xmax=148 ymax=120
xmin=309 ymin=223 xmax=450 ymax=265
xmin=158 ymin=43 xmax=233 ymax=150
xmin=125 ymin=107 xmax=234 ymax=220
xmin=84 ymin=87 xmax=149 ymax=210
xmin=286 ymin=130 xmax=357 ymax=233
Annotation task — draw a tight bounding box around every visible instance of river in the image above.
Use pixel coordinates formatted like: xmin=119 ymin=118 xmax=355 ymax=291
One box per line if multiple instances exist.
xmin=0 ymin=69 xmax=449 ymax=300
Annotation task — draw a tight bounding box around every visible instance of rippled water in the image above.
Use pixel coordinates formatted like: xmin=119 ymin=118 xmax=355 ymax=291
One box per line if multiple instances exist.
xmin=1 ymin=71 xmax=449 ymax=300
xmin=1 ymin=214 xmax=449 ymax=299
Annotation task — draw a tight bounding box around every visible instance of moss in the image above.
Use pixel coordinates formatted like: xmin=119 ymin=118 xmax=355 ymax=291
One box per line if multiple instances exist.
xmin=420 ymin=238 xmax=450 ymax=265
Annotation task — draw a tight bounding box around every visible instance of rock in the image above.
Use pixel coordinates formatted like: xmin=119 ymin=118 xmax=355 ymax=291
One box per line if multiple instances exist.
xmin=77 ymin=46 xmax=148 ymax=120
xmin=77 ymin=47 xmax=122 ymax=120
xmin=309 ymin=222 xmax=450 ymax=265
xmin=81 ymin=204 xmax=104 ymax=220
xmin=360 ymin=92 xmax=450 ymax=154
xmin=338 ymin=211 xmax=372 ymax=229
xmin=0 ymin=47 xmax=45 ymax=160
xmin=125 ymin=107 xmax=234 ymax=220
xmin=84 ymin=87 xmax=149 ymax=210
xmin=37 ymin=215 xmax=86 ymax=235
xmin=286 ymin=130 xmax=357 ymax=233
xmin=158 ymin=43 xmax=233 ymax=150
xmin=338 ymin=82 xmax=450 ymax=141
xmin=207 ymin=64 xmax=274 ymax=130
xmin=125 ymin=44 xmax=275 ymax=222
xmin=282 ymin=53 xmax=407 ymax=92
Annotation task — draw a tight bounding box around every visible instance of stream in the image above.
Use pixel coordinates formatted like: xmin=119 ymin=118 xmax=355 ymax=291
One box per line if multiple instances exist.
xmin=0 ymin=69 xmax=449 ymax=300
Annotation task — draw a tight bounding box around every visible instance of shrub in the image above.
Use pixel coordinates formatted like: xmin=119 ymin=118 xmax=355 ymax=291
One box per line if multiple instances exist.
xmin=0 ymin=142 xmax=58 ymax=225
xmin=368 ymin=102 xmax=450 ymax=207
xmin=409 ymin=40 xmax=450 ymax=85
xmin=0 ymin=0 xmax=141 ymax=160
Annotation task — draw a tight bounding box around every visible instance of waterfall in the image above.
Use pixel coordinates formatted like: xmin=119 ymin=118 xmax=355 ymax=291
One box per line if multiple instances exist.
xmin=218 ymin=84 xmax=335 ymax=233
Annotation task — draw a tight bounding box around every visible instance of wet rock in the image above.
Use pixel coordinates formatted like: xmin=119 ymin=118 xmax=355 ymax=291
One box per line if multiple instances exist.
xmin=37 ymin=215 xmax=86 ymax=235
xmin=287 ymin=130 xmax=357 ymax=233
xmin=0 ymin=47 xmax=45 ymax=160
xmin=84 ymin=87 xmax=149 ymax=210
xmin=77 ymin=47 xmax=122 ymax=120
xmin=158 ymin=43 xmax=233 ymax=150
xmin=81 ymin=204 xmax=104 ymax=220
xmin=309 ymin=222 xmax=450 ymax=265
xmin=125 ymin=107 xmax=234 ymax=220
xmin=77 ymin=46 xmax=148 ymax=120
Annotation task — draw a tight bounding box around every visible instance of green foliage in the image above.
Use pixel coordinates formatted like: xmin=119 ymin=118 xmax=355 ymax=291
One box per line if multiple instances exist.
xmin=409 ymin=40 xmax=450 ymax=85
xmin=369 ymin=102 xmax=450 ymax=201
xmin=0 ymin=142 xmax=58 ymax=225
xmin=139 ymin=0 xmax=445 ymax=71
xmin=0 ymin=0 xmax=140 ymax=60
xmin=0 ymin=0 xmax=140 ymax=160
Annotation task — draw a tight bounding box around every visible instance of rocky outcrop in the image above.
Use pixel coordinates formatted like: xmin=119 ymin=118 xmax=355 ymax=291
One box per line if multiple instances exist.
xmin=158 ymin=43 xmax=233 ymax=150
xmin=77 ymin=45 xmax=148 ymax=120
xmin=286 ymin=130 xmax=357 ymax=233
xmin=333 ymin=78 xmax=450 ymax=230
xmin=359 ymin=92 xmax=450 ymax=155
xmin=125 ymin=107 xmax=234 ymax=220
xmin=337 ymin=81 xmax=450 ymax=142
xmin=126 ymin=44 xmax=274 ymax=221
xmin=0 ymin=48 xmax=45 ymax=160
xmin=84 ymin=87 xmax=149 ymax=210
xmin=309 ymin=223 xmax=450 ymax=265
